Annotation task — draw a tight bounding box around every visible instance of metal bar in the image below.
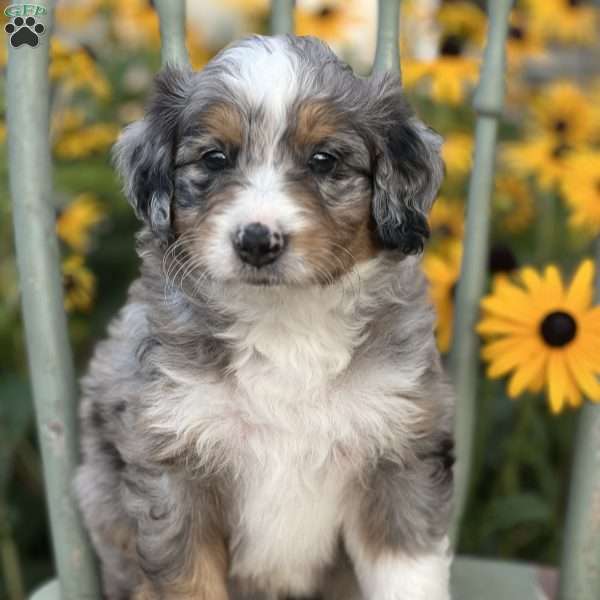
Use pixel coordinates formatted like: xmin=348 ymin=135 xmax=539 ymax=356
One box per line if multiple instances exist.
xmin=270 ymin=0 xmax=295 ymax=35
xmin=6 ymin=1 xmax=100 ymax=598
xmin=449 ymin=0 xmax=513 ymax=544
xmin=372 ymin=0 xmax=401 ymax=74
xmin=154 ymin=0 xmax=190 ymax=67
xmin=558 ymin=239 xmax=600 ymax=600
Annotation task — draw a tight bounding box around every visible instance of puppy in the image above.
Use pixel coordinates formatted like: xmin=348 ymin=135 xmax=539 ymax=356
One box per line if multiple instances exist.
xmin=75 ymin=34 xmax=454 ymax=600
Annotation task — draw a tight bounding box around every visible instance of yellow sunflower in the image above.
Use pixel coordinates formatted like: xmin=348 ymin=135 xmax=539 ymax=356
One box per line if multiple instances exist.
xmin=505 ymin=8 xmax=546 ymax=68
xmin=429 ymin=197 xmax=465 ymax=246
xmin=51 ymin=108 xmax=86 ymax=139
xmin=493 ymin=175 xmax=536 ymax=233
xmin=109 ymin=0 xmax=160 ymax=49
xmin=560 ymin=150 xmax=600 ymax=235
xmin=437 ymin=1 xmax=487 ymax=47
xmin=524 ymin=0 xmax=598 ymax=45
xmin=423 ymin=241 xmax=463 ymax=353
xmin=478 ymin=260 xmax=600 ymax=414
xmin=404 ymin=53 xmax=479 ymax=105
xmin=442 ymin=132 xmax=473 ymax=180
xmin=403 ymin=32 xmax=480 ymax=105
xmin=502 ymin=136 xmax=574 ymax=190
xmin=50 ymin=39 xmax=111 ymax=100
xmin=54 ymin=123 xmax=119 ymax=160
xmin=531 ymin=81 xmax=596 ymax=146
xmin=295 ymin=1 xmax=363 ymax=44
xmin=62 ymin=255 xmax=96 ymax=313
xmin=56 ymin=194 xmax=105 ymax=253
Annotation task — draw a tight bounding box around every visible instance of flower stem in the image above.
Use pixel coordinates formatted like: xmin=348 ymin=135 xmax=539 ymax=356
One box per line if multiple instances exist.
xmin=535 ymin=192 xmax=558 ymax=264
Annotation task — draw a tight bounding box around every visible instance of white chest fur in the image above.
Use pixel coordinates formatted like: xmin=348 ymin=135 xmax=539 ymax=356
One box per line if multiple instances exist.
xmin=144 ymin=263 xmax=429 ymax=592
xmin=229 ymin=439 xmax=349 ymax=594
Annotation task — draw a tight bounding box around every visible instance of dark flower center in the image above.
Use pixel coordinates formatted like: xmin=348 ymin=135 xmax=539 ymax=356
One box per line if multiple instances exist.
xmin=63 ymin=274 xmax=76 ymax=292
xmin=318 ymin=6 xmax=335 ymax=18
xmin=489 ymin=244 xmax=518 ymax=274
xmin=509 ymin=25 xmax=525 ymax=40
xmin=540 ymin=311 xmax=577 ymax=347
xmin=568 ymin=0 xmax=584 ymax=7
xmin=554 ymin=119 xmax=569 ymax=133
xmin=440 ymin=34 xmax=465 ymax=57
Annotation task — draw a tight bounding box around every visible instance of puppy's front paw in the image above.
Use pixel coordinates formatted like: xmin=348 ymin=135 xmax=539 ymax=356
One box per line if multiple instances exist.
xmin=356 ymin=539 xmax=452 ymax=600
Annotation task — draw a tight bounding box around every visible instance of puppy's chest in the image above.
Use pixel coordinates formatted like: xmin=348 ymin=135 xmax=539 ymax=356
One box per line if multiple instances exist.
xmin=228 ymin=444 xmax=349 ymax=592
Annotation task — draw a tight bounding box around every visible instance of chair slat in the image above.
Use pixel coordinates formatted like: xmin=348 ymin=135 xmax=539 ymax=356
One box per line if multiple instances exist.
xmin=6 ymin=1 xmax=101 ymax=598
xmin=449 ymin=0 xmax=513 ymax=543
xmin=452 ymin=556 xmax=554 ymax=599
xmin=372 ymin=0 xmax=401 ymax=75
xmin=558 ymin=241 xmax=600 ymax=600
xmin=154 ymin=0 xmax=190 ymax=67
xmin=270 ymin=0 xmax=295 ymax=35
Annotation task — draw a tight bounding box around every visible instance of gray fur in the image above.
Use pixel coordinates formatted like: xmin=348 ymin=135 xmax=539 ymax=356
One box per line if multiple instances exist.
xmin=76 ymin=35 xmax=452 ymax=600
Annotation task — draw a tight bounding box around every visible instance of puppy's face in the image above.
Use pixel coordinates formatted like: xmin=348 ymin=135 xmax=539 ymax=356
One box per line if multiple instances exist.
xmin=172 ymin=97 xmax=377 ymax=286
xmin=115 ymin=36 xmax=443 ymax=287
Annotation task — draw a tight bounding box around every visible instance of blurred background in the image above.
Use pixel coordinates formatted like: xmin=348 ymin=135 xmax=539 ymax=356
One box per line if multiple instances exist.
xmin=1 ymin=0 xmax=600 ymax=597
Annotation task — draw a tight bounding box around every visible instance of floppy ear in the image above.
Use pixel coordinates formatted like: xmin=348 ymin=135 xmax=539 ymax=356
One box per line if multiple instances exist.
xmin=113 ymin=65 xmax=192 ymax=241
xmin=371 ymin=81 xmax=444 ymax=255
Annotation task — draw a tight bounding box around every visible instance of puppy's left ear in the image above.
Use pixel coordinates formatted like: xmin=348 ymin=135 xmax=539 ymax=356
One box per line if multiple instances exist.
xmin=371 ymin=85 xmax=444 ymax=255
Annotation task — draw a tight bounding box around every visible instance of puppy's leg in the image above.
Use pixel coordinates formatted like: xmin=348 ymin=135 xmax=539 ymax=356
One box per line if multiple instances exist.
xmin=132 ymin=540 xmax=229 ymax=600
xmin=343 ymin=439 xmax=454 ymax=600
xmin=75 ymin=448 xmax=140 ymax=599
xmin=344 ymin=534 xmax=451 ymax=600
xmin=122 ymin=465 xmax=229 ymax=600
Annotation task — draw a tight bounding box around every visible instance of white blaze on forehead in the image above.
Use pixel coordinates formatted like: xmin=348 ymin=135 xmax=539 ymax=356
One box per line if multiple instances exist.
xmin=220 ymin=37 xmax=299 ymax=122
xmin=218 ymin=166 xmax=310 ymax=233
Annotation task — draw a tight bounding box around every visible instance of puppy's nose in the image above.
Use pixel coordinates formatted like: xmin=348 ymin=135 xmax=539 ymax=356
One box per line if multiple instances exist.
xmin=233 ymin=222 xmax=286 ymax=267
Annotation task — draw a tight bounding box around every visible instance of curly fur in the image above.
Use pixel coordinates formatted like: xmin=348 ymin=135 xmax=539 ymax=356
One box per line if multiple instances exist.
xmin=75 ymin=34 xmax=453 ymax=600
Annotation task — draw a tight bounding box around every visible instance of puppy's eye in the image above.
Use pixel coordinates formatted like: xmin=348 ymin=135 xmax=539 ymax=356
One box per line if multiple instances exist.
xmin=202 ymin=150 xmax=228 ymax=171
xmin=308 ymin=152 xmax=337 ymax=175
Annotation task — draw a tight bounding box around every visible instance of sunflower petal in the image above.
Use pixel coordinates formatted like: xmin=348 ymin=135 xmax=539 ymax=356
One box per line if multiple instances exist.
xmin=580 ymin=307 xmax=600 ymax=334
xmin=480 ymin=296 xmax=536 ymax=324
xmin=507 ymin=351 xmax=547 ymax=398
xmin=565 ymin=259 xmax=594 ymax=312
xmin=520 ymin=267 xmax=544 ymax=294
xmin=547 ymin=352 xmax=568 ymax=414
xmin=476 ymin=318 xmax=530 ymax=336
xmin=565 ymin=372 xmax=583 ymax=409
xmin=481 ymin=336 xmax=529 ymax=361
xmin=484 ymin=337 xmax=539 ymax=378
xmin=566 ymin=347 xmax=600 ymax=400
xmin=572 ymin=333 xmax=600 ymax=369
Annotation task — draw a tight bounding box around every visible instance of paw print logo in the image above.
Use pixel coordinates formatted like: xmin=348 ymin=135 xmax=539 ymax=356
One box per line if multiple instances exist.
xmin=5 ymin=16 xmax=45 ymax=48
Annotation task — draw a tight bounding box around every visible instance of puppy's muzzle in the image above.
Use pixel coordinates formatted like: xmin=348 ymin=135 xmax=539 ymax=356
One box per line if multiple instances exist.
xmin=233 ymin=222 xmax=287 ymax=268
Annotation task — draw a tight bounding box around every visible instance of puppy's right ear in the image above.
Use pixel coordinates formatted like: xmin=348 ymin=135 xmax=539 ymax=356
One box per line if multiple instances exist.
xmin=113 ymin=65 xmax=192 ymax=240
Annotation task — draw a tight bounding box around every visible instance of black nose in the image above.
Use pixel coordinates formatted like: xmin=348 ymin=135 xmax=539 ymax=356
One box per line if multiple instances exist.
xmin=233 ymin=222 xmax=286 ymax=267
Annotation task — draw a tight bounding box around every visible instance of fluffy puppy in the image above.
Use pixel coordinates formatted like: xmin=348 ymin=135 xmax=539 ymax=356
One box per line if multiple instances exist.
xmin=75 ymin=34 xmax=453 ymax=600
